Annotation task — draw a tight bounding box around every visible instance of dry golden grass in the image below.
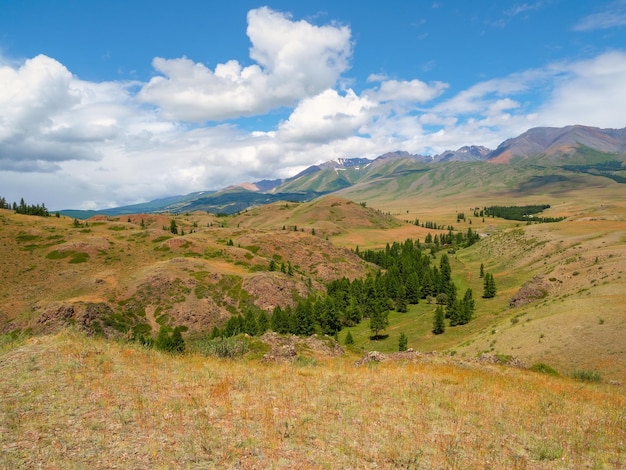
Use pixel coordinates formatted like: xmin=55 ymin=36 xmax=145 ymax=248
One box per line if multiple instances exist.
xmin=449 ymin=212 xmax=626 ymax=381
xmin=232 ymin=196 xmax=402 ymax=237
xmin=463 ymin=296 xmax=626 ymax=379
xmin=1 ymin=330 xmax=624 ymax=469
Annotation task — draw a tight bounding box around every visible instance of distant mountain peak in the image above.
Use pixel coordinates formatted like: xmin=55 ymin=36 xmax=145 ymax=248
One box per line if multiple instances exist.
xmin=374 ymin=150 xmax=432 ymax=163
xmin=318 ymin=157 xmax=373 ymax=169
xmin=433 ymin=145 xmax=491 ymax=162
xmin=222 ymin=182 xmax=260 ymax=192
xmin=488 ymin=125 xmax=626 ymax=163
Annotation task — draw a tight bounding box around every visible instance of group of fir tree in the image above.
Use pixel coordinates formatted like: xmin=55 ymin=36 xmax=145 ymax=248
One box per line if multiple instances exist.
xmin=422 ymin=227 xmax=480 ymax=248
xmin=1 ymin=196 xmax=51 ymax=217
xmin=211 ymin=238 xmax=480 ymax=341
xmin=206 ymin=237 xmax=496 ymax=342
xmin=479 ymin=263 xmax=497 ymax=298
xmin=268 ymin=259 xmax=294 ymax=276
xmin=432 ymin=262 xmax=496 ymax=334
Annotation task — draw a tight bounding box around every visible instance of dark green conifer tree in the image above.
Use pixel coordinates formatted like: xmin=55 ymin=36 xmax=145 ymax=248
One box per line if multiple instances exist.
xmin=257 ymin=310 xmax=270 ymax=334
xmin=155 ymin=326 xmax=185 ymax=353
xmin=483 ymin=273 xmax=497 ymax=298
xmin=447 ymin=300 xmax=461 ymax=326
xmin=169 ymin=327 xmax=186 ymax=353
xmin=343 ymin=297 xmax=362 ymax=326
xmin=243 ymin=309 xmax=258 ymax=336
xmin=440 ymin=254 xmax=451 ymax=284
xmin=460 ymin=288 xmax=475 ymax=324
xmin=295 ymin=299 xmax=314 ymax=336
xmin=405 ymin=272 xmax=421 ymax=304
xmin=433 ymin=306 xmax=446 ymax=335
xmin=169 ymin=219 xmax=178 ymax=234
xmin=320 ymin=298 xmax=341 ymax=335
xmin=224 ymin=315 xmax=243 ymax=337
xmin=271 ymin=306 xmax=288 ymax=334
xmin=210 ymin=326 xmax=221 ymax=339
xmin=398 ymin=332 xmax=408 ymax=351
xmin=369 ymin=304 xmax=389 ymax=339
xmin=344 ymin=330 xmax=354 ymax=345
xmin=395 ymin=285 xmax=408 ymax=313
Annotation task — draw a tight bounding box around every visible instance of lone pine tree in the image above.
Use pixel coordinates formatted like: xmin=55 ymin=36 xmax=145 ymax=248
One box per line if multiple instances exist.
xmin=483 ymin=273 xmax=497 ymax=298
xmin=398 ymin=332 xmax=408 ymax=351
xmin=369 ymin=305 xmax=389 ymax=340
xmin=344 ymin=330 xmax=354 ymax=345
xmin=433 ymin=306 xmax=445 ymax=335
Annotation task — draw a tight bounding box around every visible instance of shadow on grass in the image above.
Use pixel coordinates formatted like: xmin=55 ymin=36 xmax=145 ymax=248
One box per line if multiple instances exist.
xmin=369 ymin=334 xmax=389 ymax=341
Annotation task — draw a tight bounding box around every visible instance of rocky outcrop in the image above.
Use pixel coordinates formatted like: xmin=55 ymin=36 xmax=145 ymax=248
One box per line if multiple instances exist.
xmin=510 ymin=275 xmax=550 ymax=307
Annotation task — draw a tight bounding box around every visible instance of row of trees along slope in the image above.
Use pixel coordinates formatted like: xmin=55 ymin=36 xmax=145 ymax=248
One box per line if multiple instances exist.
xmin=0 ymin=196 xmax=52 ymax=217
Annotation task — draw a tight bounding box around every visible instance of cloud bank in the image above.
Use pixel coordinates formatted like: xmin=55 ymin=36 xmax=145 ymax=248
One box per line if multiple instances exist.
xmin=1 ymin=7 xmax=626 ymax=210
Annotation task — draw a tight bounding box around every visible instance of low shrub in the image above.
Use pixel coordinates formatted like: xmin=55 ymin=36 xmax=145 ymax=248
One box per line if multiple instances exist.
xmin=572 ymin=370 xmax=602 ymax=383
xmin=529 ymin=363 xmax=559 ymax=376
xmin=194 ymin=337 xmax=248 ymax=358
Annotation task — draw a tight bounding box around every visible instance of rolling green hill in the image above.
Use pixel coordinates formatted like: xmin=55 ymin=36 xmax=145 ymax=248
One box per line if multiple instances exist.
xmin=2 ymin=173 xmax=625 ymax=381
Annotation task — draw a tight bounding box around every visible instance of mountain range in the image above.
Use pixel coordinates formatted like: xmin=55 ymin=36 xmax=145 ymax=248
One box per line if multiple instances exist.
xmin=61 ymin=124 xmax=626 ymax=218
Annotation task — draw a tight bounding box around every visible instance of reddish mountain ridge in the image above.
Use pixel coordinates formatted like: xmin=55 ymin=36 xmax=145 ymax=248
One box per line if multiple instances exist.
xmin=488 ymin=125 xmax=626 ymax=163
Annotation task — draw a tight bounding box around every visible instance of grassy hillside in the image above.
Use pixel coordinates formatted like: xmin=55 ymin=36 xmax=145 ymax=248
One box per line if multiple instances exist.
xmin=1 ymin=330 xmax=624 ymax=469
xmin=0 ymin=206 xmax=371 ymax=337
xmin=232 ymin=196 xmax=402 ymax=236
xmin=453 ymin=218 xmax=626 ymax=380
xmin=332 ymin=162 xmax=626 ymax=381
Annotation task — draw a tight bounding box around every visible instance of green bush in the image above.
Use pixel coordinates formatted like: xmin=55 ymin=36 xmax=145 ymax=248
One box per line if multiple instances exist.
xmin=572 ymin=370 xmax=602 ymax=383
xmin=68 ymin=252 xmax=89 ymax=263
xmin=46 ymin=250 xmax=89 ymax=263
xmin=46 ymin=250 xmax=69 ymax=259
xmin=529 ymin=363 xmax=559 ymax=376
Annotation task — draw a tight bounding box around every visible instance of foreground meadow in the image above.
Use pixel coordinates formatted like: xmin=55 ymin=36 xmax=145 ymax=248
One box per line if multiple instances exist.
xmin=1 ymin=330 xmax=624 ymax=469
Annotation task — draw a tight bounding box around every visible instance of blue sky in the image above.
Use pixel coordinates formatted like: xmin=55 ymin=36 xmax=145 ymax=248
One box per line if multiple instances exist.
xmin=1 ymin=1 xmax=626 ymax=210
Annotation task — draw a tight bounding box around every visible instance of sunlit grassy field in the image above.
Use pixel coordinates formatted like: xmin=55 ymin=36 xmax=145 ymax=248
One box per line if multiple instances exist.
xmin=1 ymin=331 xmax=624 ymax=469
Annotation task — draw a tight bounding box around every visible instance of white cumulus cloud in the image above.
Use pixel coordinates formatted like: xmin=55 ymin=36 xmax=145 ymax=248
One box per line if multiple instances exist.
xmin=136 ymin=7 xmax=352 ymax=122
xmin=278 ymin=89 xmax=376 ymax=143
xmin=538 ymin=51 xmax=626 ymax=128
xmin=364 ymin=78 xmax=448 ymax=103
xmin=0 ymin=54 xmax=158 ymax=173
